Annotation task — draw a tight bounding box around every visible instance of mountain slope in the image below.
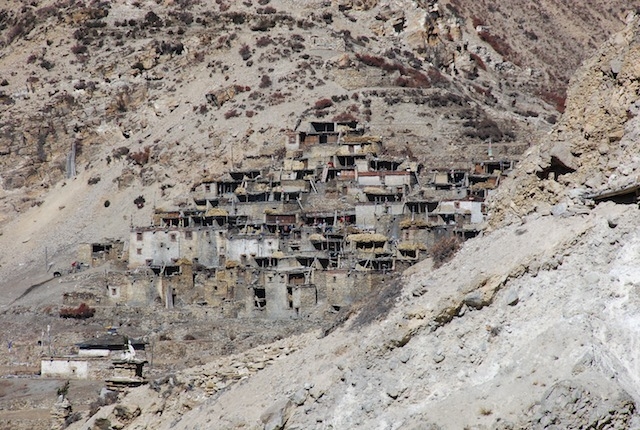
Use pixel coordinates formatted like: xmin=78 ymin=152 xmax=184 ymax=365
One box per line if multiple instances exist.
xmin=0 ymin=0 xmax=627 ymax=303
xmin=74 ymin=192 xmax=640 ymax=429
xmin=72 ymin=14 xmax=640 ymax=429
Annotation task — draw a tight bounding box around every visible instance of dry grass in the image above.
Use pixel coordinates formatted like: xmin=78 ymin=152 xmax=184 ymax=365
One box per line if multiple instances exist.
xmin=351 ymin=273 xmax=403 ymax=329
xmin=430 ymin=237 xmax=461 ymax=268
xmin=479 ymin=406 xmax=493 ymax=416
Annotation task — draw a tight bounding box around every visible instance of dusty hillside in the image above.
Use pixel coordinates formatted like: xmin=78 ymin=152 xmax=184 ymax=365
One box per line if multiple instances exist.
xmin=445 ymin=0 xmax=630 ymax=94
xmin=76 ymin=204 xmax=640 ymax=429
xmin=0 ymin=0 xmax=627 ymax=304
xmin=0 ymin=1 xmax=635 ymax=429
xmin=70 ymin=12 xmax=640 ymax=430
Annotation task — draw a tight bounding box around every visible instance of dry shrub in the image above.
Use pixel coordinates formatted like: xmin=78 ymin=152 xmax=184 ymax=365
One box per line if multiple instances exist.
xmin=112 ymin=146 xmax=130 ymax=159
xmin=239 ymin=44 xmax=251 ymax=61
xmin=463 ymin=116 xmax=509 ymax=141
xmin=129 ymin=146 xmax=150 ymax=165
xmin=430 ymin=236 xmax=460 ymax=268
xmin=479 ymin=407 xmax=493 ymax=416
xmin=395 ymin=76 xmax=411 ymax=87
xmin=356 ymin=53 xmax=390 ymax=70
xmin=71 ymin=44 xmax=88 ymax=55
xmin=314 ymin=98 xmax=333 ymax=109
xmin=256 ymin=35 xmax=272 ymax=47
xmin=59 ymin=303 xmax=96 ymax=319
xmin=143 ymin=11 xmax=163 ymax=27
xmin=224 ymin=109 xmax=239 ymax=119
xmin=427 ymin=67 xmax=447 ymax=86
xmin=155 ymin=41 xmax=184 ymax=56
xmin=427 ymin=92 xmax=464 ymax=108
xmin=134 ymin=195 xmax=146 ymax=209
xmin=257 ymin=6 xmax=277 ymax=14
xmin=539 ymin=89 xmax=566 ymax=113
xmin=259 ymin=74 xmax=272 ymax=88
xmin=40 ymin=59 xmax=54 ymax=71
xmin=356 ymin=53 xmax=435 ymax=88
xmin=269 ymin=91 xmax=286 ymax=105
xmin=477 ymin=29 xmax=519 ymax=65
xmin=333 ymin=112 xmax=356 ymax=122
xmin=470 ymin=52 xmax=486 ymax=71
xmin=471 ymin=84 xmax=492 ymax=97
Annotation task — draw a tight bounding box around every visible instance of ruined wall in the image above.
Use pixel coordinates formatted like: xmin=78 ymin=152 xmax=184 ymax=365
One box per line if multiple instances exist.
xmin=62 ymin=291 xmax=101 ymax=307
xmin=263 ymin=271 xmax=294 ymax=319
xmin=194 ymin=269 xmax=223 ymax=307
xmin=384 ymin=173 xmax=412 ymax=187
xmin=129 ymin=230 xmax=180 ymax=267
xmin=325 ymin=270 xmax=355 ymax=307
xmin=162 ymin=265 xmax=195 ymax=306
xmin=292 ymin=285 xmax=317 ymax=317
xmin=76 ymin=244 xmax=92 ymax=266
xmin=105 ymin=271 xmax=154 ymax=305
xmin=128 ymin=271 xmax=156 ymax=305
xmin=129 ymin=229 xmax=219 ymax=268
xmin=180 ymin=230 xmax=219 ymax=267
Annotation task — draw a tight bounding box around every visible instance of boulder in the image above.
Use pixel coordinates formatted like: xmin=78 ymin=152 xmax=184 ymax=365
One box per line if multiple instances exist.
xmin=260 ymin=399 xmax=293 ymax=430
xmin=551 ymin=203 xmax=568 ymax=217
xmin=463 ymin=291 xmax=484 ymax=309
xmin=505 ymin=288 xmax=519 ymax=306
xmin=290 ymin=389 xmax=308 ymax=406
xmin=549 ymin=141 xmax=578 ymax=172
xmin=526 ymin=378 xmax=636 ymax=429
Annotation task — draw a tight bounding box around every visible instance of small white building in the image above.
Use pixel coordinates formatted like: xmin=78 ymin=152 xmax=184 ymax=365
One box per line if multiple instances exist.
xmin=225 ymin=235 xmax=281 ymax=262
xmin=433 ymin=200 xmax=485 ymax=224
xmin=41 ymin=358 xmax=90 ymax=379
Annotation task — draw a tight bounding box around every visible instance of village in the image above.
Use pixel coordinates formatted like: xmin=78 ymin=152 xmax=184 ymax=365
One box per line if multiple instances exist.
xmin=37 ymin=120 xmax=517 ymax=397
xmin=70 ymin=121 xmax=514 ymax=320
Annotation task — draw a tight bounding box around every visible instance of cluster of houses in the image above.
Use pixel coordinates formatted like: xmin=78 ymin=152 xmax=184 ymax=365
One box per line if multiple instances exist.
xmin=82 ymin=121 xmax=514 ymax=319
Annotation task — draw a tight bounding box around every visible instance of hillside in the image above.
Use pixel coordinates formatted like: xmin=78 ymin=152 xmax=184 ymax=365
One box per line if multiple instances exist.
xmin=72 ymin=13 xmax=640 ymax=429
xmin=0 ymin=0 xmax=628 ymax=304
xmin=0 ymin=1 xmax=635 ymax=429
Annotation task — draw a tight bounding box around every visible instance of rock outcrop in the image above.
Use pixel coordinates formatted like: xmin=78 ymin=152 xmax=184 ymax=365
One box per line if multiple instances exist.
xmin=489 ymin=13 xmax=640 ymax=226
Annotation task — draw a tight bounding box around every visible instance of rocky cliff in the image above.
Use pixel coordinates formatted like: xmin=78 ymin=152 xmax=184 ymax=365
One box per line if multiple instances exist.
xmin=490 ymin=12 xmax=640 ymax=226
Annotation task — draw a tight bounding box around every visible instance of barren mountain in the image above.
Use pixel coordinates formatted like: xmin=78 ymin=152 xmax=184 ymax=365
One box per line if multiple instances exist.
xmin=0 ymin=0 xmax=636 ymax=429
xmin=0 ymin=0 xmax=627 ymax=299
xmin=72 ymin=13 xmax=640 ymax=429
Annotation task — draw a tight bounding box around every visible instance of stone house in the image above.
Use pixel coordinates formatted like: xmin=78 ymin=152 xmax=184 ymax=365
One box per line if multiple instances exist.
xmin=77 ymin=240 xmax=125 ymax=267
xmin=129 ymin=227 xmax=221 ymax=268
